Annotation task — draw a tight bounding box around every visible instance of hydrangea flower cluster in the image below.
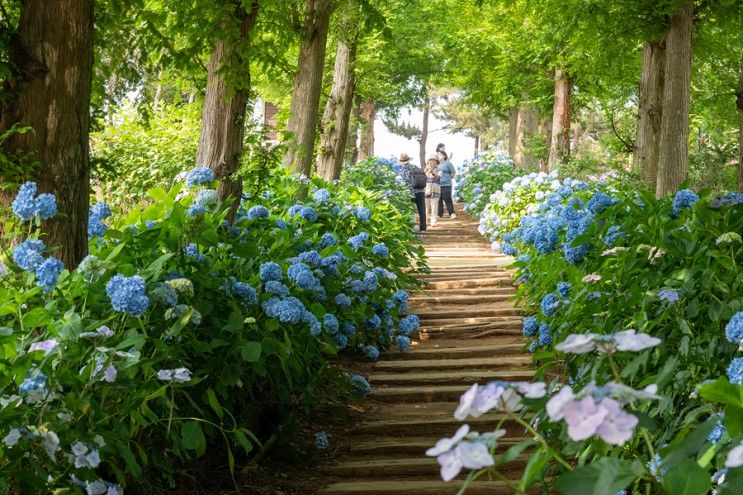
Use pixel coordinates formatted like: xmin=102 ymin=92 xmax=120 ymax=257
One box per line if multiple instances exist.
xmin=88 ymin=202 xmax=113 ymax=238
xmin=185 ymin=167 xmax=215 ymax=187
xmin=12 ymin=182 xmax=57 ymax=221
xmin=348 ymin=232 xmax=369 ymax=250
xmin=105 ymin=274 xmax=150 ymax=316
xmin=555 ymin=330 xmax=662 ymax=355
xmin=670 ymin=189 xmax=699 ymax=217
xmin=348 ymin=373 xmax=372 ymax=396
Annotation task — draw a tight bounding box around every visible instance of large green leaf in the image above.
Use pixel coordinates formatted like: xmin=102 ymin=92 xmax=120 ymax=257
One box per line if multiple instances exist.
xmin=181 ymin=421 xmax=206 ymax=455
xmin=661 ymin=459 xmax=711 ymax=495
xmin=555 ymin=457 xmax=642 ymax=495
xmin=699 ymin=378 xmax=743 ymax=408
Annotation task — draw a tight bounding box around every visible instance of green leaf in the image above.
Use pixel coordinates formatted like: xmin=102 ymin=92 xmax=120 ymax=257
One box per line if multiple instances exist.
xmin=206 ymin=388 xmax=224 ymax=420
xmin=498 ymin=439 xmax=534 ymax=465
xmin=699 ymin=378 xmax=743 ymax=408
xmin=724 ymin=406 xmax=743 ymax=436
xmin=241 ymin=341 xmax=262 ymax=363
xmin=181 ymin=421 xmax=206 ymax=455
xmin=719 ymin=468 xmax=743 ymax=495
xmin=518 ymin=448 xmax=549 ymax=491
xmin=22 ymin=307 xmax=53 ymax=328
xmin=555 ymin=457 xmax=642 ymax=495
xmin=661 ymin=459 xmax=711 ymax=495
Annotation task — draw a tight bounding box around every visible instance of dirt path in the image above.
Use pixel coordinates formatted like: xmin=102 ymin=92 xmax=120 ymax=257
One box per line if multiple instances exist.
xmin=317 ymin=206 xmax=533 ymax=494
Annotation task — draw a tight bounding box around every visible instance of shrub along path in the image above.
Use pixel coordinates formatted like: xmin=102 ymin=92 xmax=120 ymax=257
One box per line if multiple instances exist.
xmin=318 ymin=205 xmax=534 ymax=494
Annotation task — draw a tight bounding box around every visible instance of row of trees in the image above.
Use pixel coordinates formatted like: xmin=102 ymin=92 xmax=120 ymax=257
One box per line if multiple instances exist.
xmin=441 ymin=0 xmax=743 ymax=196
xmin=0 ymin=0 xmax=444 ymax=267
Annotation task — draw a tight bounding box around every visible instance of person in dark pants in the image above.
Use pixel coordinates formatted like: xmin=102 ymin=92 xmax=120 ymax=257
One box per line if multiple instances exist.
xmin=435 ymin=143 xmax=457 ymax=218
xmin=397 ymin=153 xmax=427 ymax=231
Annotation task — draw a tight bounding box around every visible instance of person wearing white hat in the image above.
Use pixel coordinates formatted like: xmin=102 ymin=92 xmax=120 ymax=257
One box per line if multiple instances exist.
xmin=397 ymin=153 xmax=427 ymax=232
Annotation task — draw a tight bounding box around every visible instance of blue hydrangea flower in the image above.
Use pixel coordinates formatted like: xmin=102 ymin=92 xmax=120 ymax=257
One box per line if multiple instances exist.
xmin=587 ymin=191 xmax=616 ymax=213
xmin=335 ymin=293 xmax=352 ymax=308
xmin=363 ymin=344 xmax=380 ymax=360
xmin=658 ymin=290 xmax=679 ymax=303
xmin=603 ymin=226 xmax=623 ymax=246
xmin=187 ymin=203 xmax=208 ymax=218
xmin=395 ymin=335 xmax=411 ymax=352
xmin=185 ymin=167 xmax=215 ymax=187
xmin=348 ymin=374 xmax=372 ymax=396
xmin=301 ymin=206 xmax=318 ymax=222
xmin=106 ymin=274 xmax=150 ymax=316
xmin=304 ymin=311 xmax=322 ymax=336
xmin=538 ymin=323 xmax=552 ymax=346
xmin=35 ymin=193 xmax=57 ymax=220
xmin=707 ymin=421 xmax=725 ymax=444
xmin=262 ymin=297 xmax=306 ymax=324
xmin=315 ymin=431 xmax=329 ymax=449
xmin=35 ymin=257 xmax=64 ymax=293
xmin=145 ymin=220 xmax=157 ymax=228
xmin=556 ymin=282 xmax=571 ymax=298
xmin=320 ymin=233 xmax=337 ymax=248
xmin=11 ymin=182 xmax=38 ymax=221
xmin=264 ymin=280 xmax=289 ymax=297
xmin=323 ymin=314 xmax=339 ymax=334
xmin=522 ymin=316 xmax=538 ymax=337
xmin=348 ymin=232 xmax=369 ymax=250
xmin=334 ymin=333 xmax=348 ymax=348
xmin=151 ymin=283 xmax=178 ymax=307
xmin=563 ymin=243 xmax=589 ymax=264
xmin=184 ymin=243 xmax=205 ymax=262
xmin=341 ymin=322 xmax=356 ymax=336
xmin=287 ymin=204 xmax=303 ymax=218
xmin=353 ymin=206 xmax=371 ymax=222
xmin=88 ymin=202 xmax=112 ymax=238
xmin=366 ymin=315 xmax=382 ymax=329
xmin=671 ymin=189 xmax=699 ymax=217
xmin=246 ymin=205 xmax=269 ymax=220
xmin=259 ymin=262 xmax=283 ymax=282
xmin=540 ymin=293 xmax=560 ymax=317
xmin=12 ymin=239 xmax=45 ymax=271
xmin=223 ymin=277 xmax=258 ymax=306
xmin=502 ymin=244 xmax=518 ymax=256
xmin=275 ymin=219 xmax=288 ymax=230
xmin=19 ymin=372 xmax=47 ymax=395
xmin=313 ymin=189 xmax=331 ymax=204
xmin=372 ymin=244 xmax=389 ymax=257
xmin=363 ymin=271 xmax=379 ymax=292
xmin=288 ymin=263 xmax=320 ymax=290
xmin=196 ymin=189 xmax=218 ymax=206
xmin=727 ymin=357 xmax=743 ymax=384
xmin=725 ymin=312 xmax=743 ymax=344
xmin=399 ymin=315 xmax=420 ymax=336
xmin=392 ymin=290 xmax=409 ymax=307
xmin=296 ymin=250 xmax=322 ymax=267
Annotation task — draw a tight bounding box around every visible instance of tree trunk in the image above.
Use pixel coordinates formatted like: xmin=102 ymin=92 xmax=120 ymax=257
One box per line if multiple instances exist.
xmin=737 ymin=52 xmax=743 ymax=190
xmin=0 ymin=0 xmax=94 ymax=268
xmin=419 ymin=94 xmax=430 ymax=167
xmin=656 ymin=1 xmax=693 ymax=197
xmin=548 ymin=69 xmax=571 ymax=170
xmin=316 ymin=38 xmax=357 ymax=181
xmin=515 ymin=103 xmax=538 ymax=169
xmin=633 ymin=41 xmax=665 ymax=191
xmin=474 ymin=135 xmax=480 ymax=156
xmin=196 ymin=2 xmax=259 ymax=222
xmin=283 ymin=0 xmax=334 ymax=179
xmin=539 ymin=117 xmax=551 ymax=172
xmin=358 ymin=98 xmax=375 ymax=160
xmin=507 ymin=106 xmax=519 ymax=161
xmin=346 ymin=98 xmax=361 ymax=163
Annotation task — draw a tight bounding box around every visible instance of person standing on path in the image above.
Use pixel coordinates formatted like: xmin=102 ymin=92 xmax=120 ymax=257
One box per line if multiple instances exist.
xmin=435 ymin=143 xmax=456 ymax=219
xmin=398 ymin=153 xmax=427 ymax=232
xmin=424 ymin=156 xmax=441 ymax=227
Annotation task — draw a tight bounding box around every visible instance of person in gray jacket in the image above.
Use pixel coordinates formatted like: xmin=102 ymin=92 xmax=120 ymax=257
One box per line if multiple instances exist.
xmin=435 ymin=143 xmax=456 ymax=219
xmin=397 ymin=153 xmax=427 ymax=232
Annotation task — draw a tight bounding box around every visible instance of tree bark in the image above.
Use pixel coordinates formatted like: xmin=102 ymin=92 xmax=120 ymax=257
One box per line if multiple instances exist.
xmin=474 ymin=135 xmax=480 ymax=156
xmin=656 ymin=1 xmax=693 ymax=197
xmin=419 ymin=94 xmax=430 ymax=167
xmin=515 ymin=103 xmax=538 ymax=169
xmin=0 ymin=0 xmax=94 ymax=268
xmin=283 ymin=0 xmax=334 ymax=179
xmin=196 ymin=1 xmax=259 ymax=222
xmin=539 ymin=117 xmax=551 ymax=172
xmin=548 ymin=69 xmax=571 ymax=170
xmin=346 ymin=98 xmax=361 ymax=164
xmin=358 ymin=98 xmax=375 ymax=160
xmin=316 ymin=38 xmax=357 ymax=181
xmin=633 ymin=41 xmax=665 ymax=191
xmin=507 ymin=106 xmax=519 ymax=161
xmin=737 ymin=52 xmax=743 ymax=190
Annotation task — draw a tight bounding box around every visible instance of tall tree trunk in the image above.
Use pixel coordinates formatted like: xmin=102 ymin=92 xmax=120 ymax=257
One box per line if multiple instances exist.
xmin=515 ymin=103 xmax=538 ymax=169
xmin=656 ymin=1 xmax=693 ymax=197
xmin=737 ymin=52 xmax=743 ymax=190
xmin=539 ymin=117 xmax=551 ymax=172
xmin=507 ymin=106 xmax=519 ymax=161
xmin=0 ymin=0 xmax=94 ymax=268
xmin=548 ymin=69 xmax=571 ymax=170
xmin=474 ymin=135 xmax=480 ymax=156
xmin=419 ymin=94 xmax=430 ymax=167
xmin=317 ymin=38 xmax=357 ymax=181
xmin=358 ymin=98 xmax=375 ymax=160
xmin=283 ymin=0 xmax=334 ymax=179
xmin=633 ymin=41 xmax=665 ymax=191
xmin=346 ymin=98 xmax=361 ymax=163
xmin=196 ymin=1 xmax=259 ymax=222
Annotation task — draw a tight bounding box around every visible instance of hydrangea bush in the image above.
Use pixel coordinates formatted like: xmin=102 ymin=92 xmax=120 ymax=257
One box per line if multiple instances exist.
xmin=433 ymin=165 xmax=743 ymax=494
xmin=0 ymin=166 xmax=423 ymax=492
xmin=454 ymin=149 xmax=518 ymax=215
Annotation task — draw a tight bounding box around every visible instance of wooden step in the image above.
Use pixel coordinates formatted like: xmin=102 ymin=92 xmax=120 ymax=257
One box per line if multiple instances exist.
xmin=394 ymin=341 xmax=525 ymax=359
xmin=417 ymin=306 xmax=519 ymax=319
xmin=318 ymin=479 xmax=522 ymax=495
xmin=422 ymin=278 xmax=514 ymax=289
xmin=371 ymin=378 xmax=533 ymax=402
xmin=347 ymin=435 xmax=527 ymax=457
xmin=374 ymin=356 xmax=532 ymax=372
xmin=325 ymin=455 xmax=529 ymax=478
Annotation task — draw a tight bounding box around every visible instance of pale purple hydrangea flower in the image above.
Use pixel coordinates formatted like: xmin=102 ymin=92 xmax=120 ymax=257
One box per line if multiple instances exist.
xmin=726 ymin=441 xmax=743 ymax=468
xmin=28 ymin=339 xmax=59 ymax=356
xmin=582 ymin=273 xmax=602 ymax=283
xmin=157 ymin=367 xmax=192 ymax=383
xmin=555 ymin=330 xmax=661 ymax=355
xmin=563 ymin=396 xmax=608 ymax=441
